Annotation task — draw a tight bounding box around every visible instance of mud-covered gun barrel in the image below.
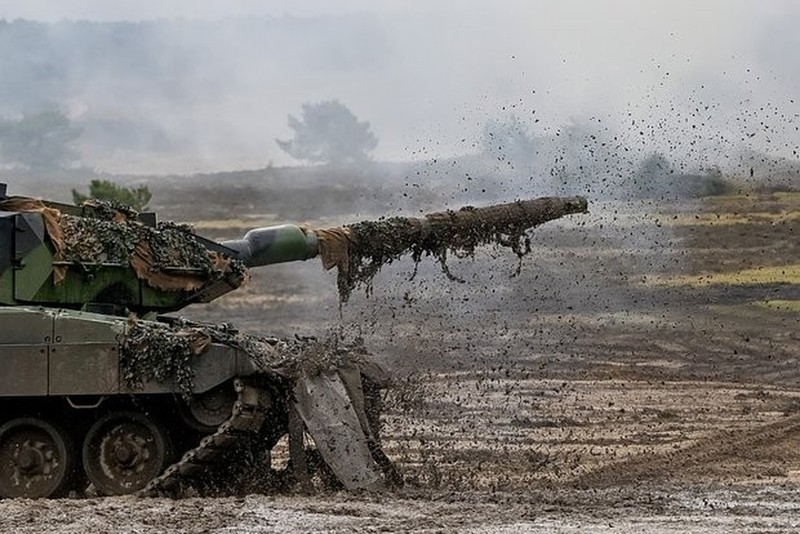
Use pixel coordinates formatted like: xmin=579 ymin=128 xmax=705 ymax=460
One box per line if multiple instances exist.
xmin=222 ymin=196 xmax=587 ymax=298
xmin=222 ymin=196 xmax=587 ymax=268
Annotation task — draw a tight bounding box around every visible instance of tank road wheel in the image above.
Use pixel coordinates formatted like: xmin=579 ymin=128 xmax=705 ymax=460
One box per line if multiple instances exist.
xmin=0 ymin=418 xmax=76 ymax=498
xmin=82 ymin=411 xmax=169 ymax=496
xmin=181 ymin=383 xmax=237 ymax=433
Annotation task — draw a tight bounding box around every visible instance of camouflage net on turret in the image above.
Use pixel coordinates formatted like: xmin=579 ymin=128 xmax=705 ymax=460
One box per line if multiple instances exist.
xmin=0 ymin=196 xmax=247 ymax=292
xmin=64 ymin=199 xmax=247 ymax=291
xmin=315 ymin=196 xmax=588 ymax=301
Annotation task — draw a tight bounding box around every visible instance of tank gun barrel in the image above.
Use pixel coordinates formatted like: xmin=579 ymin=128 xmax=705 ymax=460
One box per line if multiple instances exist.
xmin=316 ymin=195 xmax=587 ymax=267
xmin=221 ymin=224 xmax=319 ymax=268
xmin=348 ymin=195 xmax=588 ymax=251
xmin=223 ymin=195 xmax=587 ymax=300
xmin=222 ymin=196 xmax=587 ymax=269
xmin=317 ymin=195 xmax=587 ymax=299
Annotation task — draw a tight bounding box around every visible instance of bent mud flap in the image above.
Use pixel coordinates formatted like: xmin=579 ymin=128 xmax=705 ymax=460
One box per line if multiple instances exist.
xmin=292 ymin=370 xmax=385 ymax=491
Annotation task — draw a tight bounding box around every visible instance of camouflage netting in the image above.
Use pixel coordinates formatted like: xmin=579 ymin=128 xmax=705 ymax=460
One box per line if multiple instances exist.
xmin=62 ymin=199 xmax=247 ymax=291
xmin=315 ymin=196 xmax=588 ymax=301
xmin=119 ymin=318 xmax=376 ymax=396
xmin=120 ymin=319 xmax=211 ymax=394
xmin=120 ymin=319 xmax=395 ymax=492
xmin=1 ymin=196 xmax=247 ymax=291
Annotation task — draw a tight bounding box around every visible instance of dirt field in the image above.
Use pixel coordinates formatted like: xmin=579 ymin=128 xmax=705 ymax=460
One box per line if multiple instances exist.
xmin=2 ymin=181 xmax=798 ymax=532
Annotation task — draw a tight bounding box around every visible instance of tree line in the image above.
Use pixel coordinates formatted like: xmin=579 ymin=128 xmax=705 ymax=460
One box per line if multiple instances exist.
xmin=0 ymin=100 xmax=378 ymax=171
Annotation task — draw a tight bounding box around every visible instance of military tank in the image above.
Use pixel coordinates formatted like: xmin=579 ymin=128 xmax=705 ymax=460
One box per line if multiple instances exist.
xmin=0 ymin=182 xmax=587 ymax=498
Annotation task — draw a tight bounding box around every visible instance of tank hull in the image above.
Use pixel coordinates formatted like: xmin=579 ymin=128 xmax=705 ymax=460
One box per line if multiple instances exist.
xmin=0 ymin=307 xmax=280 ymax=497
xmin=0 ymin=307 xmax=257 ymax=397
xmin=0 ymin=306 xmax=389 ymax=498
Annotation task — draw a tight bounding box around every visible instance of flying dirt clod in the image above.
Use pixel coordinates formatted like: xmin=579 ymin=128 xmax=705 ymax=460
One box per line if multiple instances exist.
xmin=0 ymin=182 xmax=587 ymax=498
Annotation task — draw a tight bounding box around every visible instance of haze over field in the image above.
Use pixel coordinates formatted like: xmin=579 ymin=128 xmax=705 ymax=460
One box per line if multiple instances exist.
xmin=0 ymin=4 xmax=799 ymax=532
xmin=0 ymin=0 xmax=798 ymax=180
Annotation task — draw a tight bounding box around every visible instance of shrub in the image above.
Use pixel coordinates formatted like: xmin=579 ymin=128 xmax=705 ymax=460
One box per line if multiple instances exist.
xmin=72 ymin=179 xmax=152 ymax=211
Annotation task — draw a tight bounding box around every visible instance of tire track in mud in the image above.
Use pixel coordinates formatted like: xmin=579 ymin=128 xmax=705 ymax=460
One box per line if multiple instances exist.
xmin=571 ymin=412 xmax=800 ymax=489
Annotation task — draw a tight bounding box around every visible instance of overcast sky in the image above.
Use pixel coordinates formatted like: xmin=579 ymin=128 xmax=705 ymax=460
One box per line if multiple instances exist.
xmin=0 ymin=0 xmax=797 ymax=173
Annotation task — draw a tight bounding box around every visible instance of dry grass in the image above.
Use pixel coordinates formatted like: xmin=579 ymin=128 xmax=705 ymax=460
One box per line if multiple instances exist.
xmin=662 ymin=191 xmax=800 ymax=226
xmin=643 ymin=264 xmax=800 ymax=287
xmin=668 ymin=211 xmax=800 ymax=226
xmin=752 ymin=299 xmax=800 ymax=313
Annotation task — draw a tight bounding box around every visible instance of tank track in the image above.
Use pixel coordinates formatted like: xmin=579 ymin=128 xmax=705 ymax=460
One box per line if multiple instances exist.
xmin=139 ymin=378 xmax=269 ymax=497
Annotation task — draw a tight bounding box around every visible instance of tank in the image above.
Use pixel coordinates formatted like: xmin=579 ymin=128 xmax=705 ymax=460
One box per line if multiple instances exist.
xmin=0 ymin=182 xmax=587 ymax=498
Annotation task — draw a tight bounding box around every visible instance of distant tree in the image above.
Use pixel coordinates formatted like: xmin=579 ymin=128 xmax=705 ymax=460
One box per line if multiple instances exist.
xmin=0 ymin=110 xmax=82 ymax=169
xmin=72 ymin=179 xmax=152 ymax=211
xmin=633 ymin=153 xmax=673 ymax=196
xmin=482 ymin=114 xmax=537 ymax=169
xmin=276 ymin=100 xmax=378 ymax=165
xmin=636 ymin=153 xmax=673 ymax=180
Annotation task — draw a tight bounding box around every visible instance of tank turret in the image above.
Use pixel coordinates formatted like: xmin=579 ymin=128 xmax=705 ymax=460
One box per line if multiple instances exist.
xmin=0 ymin=183 xmax=587 ymax=314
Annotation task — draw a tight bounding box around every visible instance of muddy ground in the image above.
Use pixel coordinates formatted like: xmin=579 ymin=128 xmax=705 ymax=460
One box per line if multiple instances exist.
xmin=2 ymin=179 xmax=799 ymax=532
